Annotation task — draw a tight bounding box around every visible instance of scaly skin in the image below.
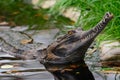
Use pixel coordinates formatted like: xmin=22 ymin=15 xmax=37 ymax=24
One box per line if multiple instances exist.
xmin=2 ymin=12 xmax=113 ymax=80
xmin=39 ymin=12 xmax=113 ymax=80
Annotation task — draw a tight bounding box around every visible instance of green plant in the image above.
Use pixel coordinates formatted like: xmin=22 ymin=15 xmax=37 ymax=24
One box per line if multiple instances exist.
xmin=0 ymin=0 xmax=73 ymax=29
xmin=50 ymin=0 xmax=120 ymax=42
xmin=1 ymin=0 xmax=120 ymax=42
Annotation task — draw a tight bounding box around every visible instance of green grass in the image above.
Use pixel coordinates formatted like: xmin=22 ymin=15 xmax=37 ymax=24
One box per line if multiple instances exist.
xmin=0 ymin=0 xmax=120 ymax=43
xmin=0 ymin=0 xmax=73 ymax=29
xmin=50 ymin=0 xmax=120 ymax=42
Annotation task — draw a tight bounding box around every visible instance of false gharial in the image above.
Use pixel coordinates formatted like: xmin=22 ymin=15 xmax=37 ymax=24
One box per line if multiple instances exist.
xmin=3 ymin=12 xmax=113 ymax=80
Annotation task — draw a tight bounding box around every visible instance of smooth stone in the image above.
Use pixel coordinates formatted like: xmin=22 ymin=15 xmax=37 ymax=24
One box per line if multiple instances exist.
xmin=100 ymin=41 xmax=120 ymax=61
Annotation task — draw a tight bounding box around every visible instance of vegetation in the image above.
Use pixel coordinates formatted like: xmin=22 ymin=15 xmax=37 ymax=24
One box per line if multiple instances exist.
xmin=0 ymin=0 xmax=73 ymax=29
xmin=0 ymin=0 xmax=120 ymax=42
xmin=50 ymin=0 xmax=120 ymax=42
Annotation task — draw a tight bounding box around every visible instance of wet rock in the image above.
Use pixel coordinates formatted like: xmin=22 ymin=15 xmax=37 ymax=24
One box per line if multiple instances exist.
xmin=24 ymin=29 xmax=59 ymax=47
xmin=0 ymin=30 xmax=36 ymax=51
xmin=11 ymin=26 xmax=28 ymax=31
xmin=0 ymin=26 xmax=11 ymax=31
xmin=100 ymin=41 xmax=120 ymax=61
xmin=0 ymin=29 xmax=59 ymax=50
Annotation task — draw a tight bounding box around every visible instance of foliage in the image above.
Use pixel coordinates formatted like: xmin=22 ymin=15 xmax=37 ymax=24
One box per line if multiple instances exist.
xmin=0 ymin=0 xmax=120 ymax=42
xmin=0 ymin=0 xmax=73 ymax=29
xmin=50 ymin=0 xmax=120 ymax=42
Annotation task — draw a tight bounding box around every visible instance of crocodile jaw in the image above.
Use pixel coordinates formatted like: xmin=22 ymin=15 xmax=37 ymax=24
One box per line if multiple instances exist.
xmin=36 ymin=12 xmax=113 ymax=80
xmin=40 ymin=12 xmax=113 ymax=64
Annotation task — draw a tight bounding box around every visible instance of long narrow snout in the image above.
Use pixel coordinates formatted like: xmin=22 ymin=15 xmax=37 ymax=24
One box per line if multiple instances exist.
xmin=50 ymin=12 xmax=113 ymax=63
xmin=38 ymin=12 xmax=113 ymax=80
xmin=39 ymin=12 xmax=113 ymax=64
xmin=67 ymin=12 xmax=113 ymax=54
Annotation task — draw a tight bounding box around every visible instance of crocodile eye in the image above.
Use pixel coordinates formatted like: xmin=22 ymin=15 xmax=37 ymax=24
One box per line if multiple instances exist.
xmin=68 ymin=30 xmax=76 ymax=35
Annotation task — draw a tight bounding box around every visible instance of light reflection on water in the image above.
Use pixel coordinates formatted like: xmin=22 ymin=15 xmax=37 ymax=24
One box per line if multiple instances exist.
xmin=0 ymin=54 xmax=119 ymax=80
xmin=0 ymin=56 xmax=54 ymax=80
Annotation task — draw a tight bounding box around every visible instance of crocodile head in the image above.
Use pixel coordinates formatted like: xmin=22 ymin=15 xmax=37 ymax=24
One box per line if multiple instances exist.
xmin=7 ymin=12 xmax=113 ymax=80
xmin=39 ymin=12 xmax=113 ymax=65
xmin=37 ymin=12 xmax=113 ymax=80
xmin=9 ymin=12 xmax=113 ymax=66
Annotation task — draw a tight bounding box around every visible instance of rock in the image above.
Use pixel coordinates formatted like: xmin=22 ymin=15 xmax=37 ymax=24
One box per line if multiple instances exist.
xmin=40 ymin=0 xmax=56 ymax=9
xmin=25 ymin=29 xmax=59 ymax=47
xmin=24 ymin=0 xmax=56 ymax=9
xmin=0 ymin=21 xmax=11 ymax=31
xmin=100 ymin=41 xmax=120 ymax=61
xmin=0 ymin=26 xmax=11 ymax=31
xmin=0 ymin=30 xmax=34 ymax=51
xmin=11 ymin=26 xmax=28 ymax=31
xmin=0 ymin=22 xmax=9 ymax=26
xmin=0 ymin=29 xmax=59 ymax=57
xmin=63 ymin=7 xmax=80 ymax=22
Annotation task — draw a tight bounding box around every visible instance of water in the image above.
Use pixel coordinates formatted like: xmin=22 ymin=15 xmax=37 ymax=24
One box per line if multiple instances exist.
xmin=0 ymin=29 xmax=58 ymax=80
xmin=0 ymin=54 xmax=53 ymax=80
xmin=0 ymin=29 xmax=119 ymax=80
xmin=0 ymin=55 xmax=119 ymax=80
